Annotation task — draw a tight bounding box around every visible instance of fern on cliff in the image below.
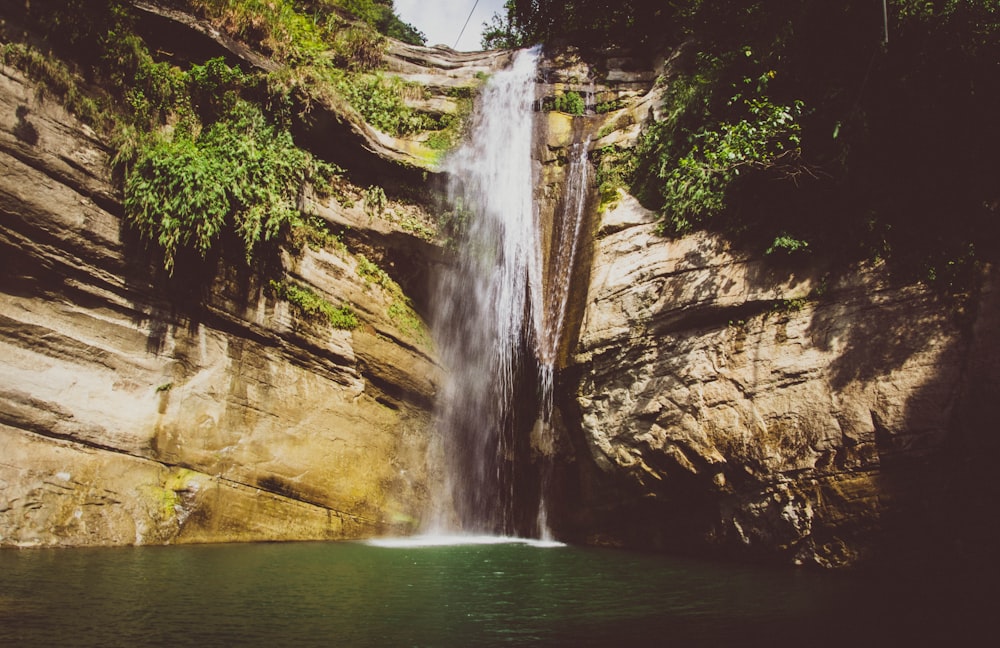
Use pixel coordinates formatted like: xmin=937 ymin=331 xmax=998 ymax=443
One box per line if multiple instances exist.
xmin=123 ymin=99 xmax=335 ymax=273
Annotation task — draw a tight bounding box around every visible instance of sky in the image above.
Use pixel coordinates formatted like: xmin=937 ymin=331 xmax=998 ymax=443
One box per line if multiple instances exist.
xmin=394 ymin=0 xmax=508 ymax=51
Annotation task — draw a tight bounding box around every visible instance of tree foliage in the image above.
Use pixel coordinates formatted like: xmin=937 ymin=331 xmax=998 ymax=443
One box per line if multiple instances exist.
xmin=512 ymin=0 xmax=1000 ymax=283
xmin=482 ymin=0 xmax=671 ymax=50
xmin=300 ymin=0 xmax=426 ymax=45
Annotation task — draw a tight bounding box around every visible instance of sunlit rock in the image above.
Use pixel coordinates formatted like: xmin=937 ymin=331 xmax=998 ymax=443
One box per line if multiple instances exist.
xmin=0 ymin=61 xmax=440 ymax=547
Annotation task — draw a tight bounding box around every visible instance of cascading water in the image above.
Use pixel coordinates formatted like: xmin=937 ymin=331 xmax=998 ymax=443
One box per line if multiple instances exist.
xmin=430 ymin=47 xmax=544 ymax=536
xmin=429 ymin=47 xmax=592 ymax=539
xmin=537 ymin=136 xmax=592 ymax=411
xmin=532 ymin=136 xmax=591 ymax=537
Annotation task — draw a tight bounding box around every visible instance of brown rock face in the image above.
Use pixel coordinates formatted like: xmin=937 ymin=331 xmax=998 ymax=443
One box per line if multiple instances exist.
xmin=552 ymin=194 xmax=1000 ymax=567
xmin=0 ymin=64 xmax=440 ymax=547
xmin=4 ymin=19 xmax=997 ymax=570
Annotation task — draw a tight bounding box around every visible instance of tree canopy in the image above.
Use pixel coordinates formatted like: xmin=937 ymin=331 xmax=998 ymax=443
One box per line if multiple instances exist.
xmin=490 ymin=0 xmax=1000 ymax=287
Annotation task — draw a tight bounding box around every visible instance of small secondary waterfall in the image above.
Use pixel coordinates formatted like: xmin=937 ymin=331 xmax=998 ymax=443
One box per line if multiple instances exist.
xmin=532 ymin=137 xmax=591 ymax=537
xmin=430 ymin=47 xmax=592 ymax=538
xmin=537 ymin=136 xmax=591 ymax=409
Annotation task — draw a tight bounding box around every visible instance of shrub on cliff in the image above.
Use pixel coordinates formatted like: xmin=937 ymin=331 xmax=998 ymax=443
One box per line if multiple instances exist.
xmin=123 ymin=99 xmax=336 ymax=273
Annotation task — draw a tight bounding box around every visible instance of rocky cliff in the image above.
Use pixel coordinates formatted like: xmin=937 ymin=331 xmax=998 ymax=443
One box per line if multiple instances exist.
xmin=0 ymin=9 xmax=491 ymax=545
xmin=519 ymin=46 xmax=1000 ymax=568
xmin=4 ymin=3 xmax=998 ymax=569
xmin=552 ymin=191 xmax=1000 ymax=567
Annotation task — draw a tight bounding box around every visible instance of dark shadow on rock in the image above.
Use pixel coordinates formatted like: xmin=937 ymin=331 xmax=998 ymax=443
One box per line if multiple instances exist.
xmin=551 ymin=203 xmax=1000 ymax=569
xmin=131 ymin=0 xmax=279 ymax=72
xmin=650 ymin=235 xmax=818 ymax=339
xmin=289 ymin=96 xmax=431 ymax=193
xmin=875 ymin=266 xmax=1000 ymax=588
xmin=805 ymin=274 xmax=956 ymax=392
xmin=118 ymin=216 xmax=284 ymax=357
xmin=119 ymin=219 xmax=212 ymax=355
xmin=549 ymin=333 xmax=734 ymax=557
xmin=13 ymin=105 xmax=39 ymax=145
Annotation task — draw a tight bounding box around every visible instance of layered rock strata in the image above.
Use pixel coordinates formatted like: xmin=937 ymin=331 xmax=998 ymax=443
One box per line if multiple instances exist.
xmin=0 ymin=59 xmax=439 ymax=546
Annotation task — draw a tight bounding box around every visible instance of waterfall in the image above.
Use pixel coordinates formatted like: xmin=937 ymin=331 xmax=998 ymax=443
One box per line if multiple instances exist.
xmin=533 ymin=137 xmax=591 ymax=538
xmin=430 ymin=47 xmax=543 ymax=536
xmin=429 ymin=47 xmax=592 ymax=539
xmin=537 ymin=136 xmax=591 ymax=413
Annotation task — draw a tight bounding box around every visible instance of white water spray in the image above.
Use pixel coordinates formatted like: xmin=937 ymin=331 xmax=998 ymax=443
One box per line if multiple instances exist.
xmin=537 ymin=136 xmax=591 ymax=415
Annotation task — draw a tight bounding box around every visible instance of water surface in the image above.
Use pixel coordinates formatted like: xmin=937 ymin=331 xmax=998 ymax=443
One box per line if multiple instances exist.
xmin=0 ymin=539 xmax=979 ymax=647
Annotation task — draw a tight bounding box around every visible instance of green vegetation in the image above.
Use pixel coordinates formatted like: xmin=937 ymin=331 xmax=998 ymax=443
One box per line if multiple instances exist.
xmin=772 ymin=296 xmax=809 ymax=314
xmin=177 ymin=1 xmax=451 ymax=139
xmin=605 ymin=48 xmax=810 ymax=238
xmin=398 ymin=214 xmax=435 ymax=241
xmin=0 ymin=43 xmax=110 ymax=131
xmin=364 ymin=185 xmax=388 ymax=217
xmin=178 ymin=1 xmax=443 ymax=137
xmin=356 ymin=254 xmax=427 ymax=341
xmin=327 ymin=0 xmax=426 ymax=45
xmin=269 ymin=279 xmax=359 ymax=329
xmin=766 ymin=234 xmax=809 ymax=256
xmin=4 ymin=5 xmax=314 ymax=273
xmin=495 ymin=0 xmax=999 ymax=289
xmin=435 ymin=200 xmax=472 ymax=250
xmin=330 ymin=25 xmax=388 ymax=72
xmin=550 ymin=91 xmax=585 ymax=116
xmin=425 ymin=131 xmax=452 ymax=151
xmin=3 ymin=0 xmax=448 ymax=342
xmin=187 ymin=0 xmax=424 ymax=54
xmin=355 ymin=253 xmax=392 ymax=287
xmin=596 ymin=111 xmax=634 ymax=140
xmin=178 ymin=1 xmax=468 ymax=143
xmin=422 ymin=85 xmax=478 ymax=153
xmin=9 ymin=0 xmax=468 ymax=156
xmin=4 ymin=0 xmax=452 ymax=275
xmin=483 ymin=0 xmax=671 ymax=50
xmin=334 ymin=73 xmax=430 ymax=135
xmin=292 ymin=213 xmax=349 ymax=253
xmin=640 ymin=66 xmax=805 ymax=236
xmin=595 ymin=98 xmax=624 ymax=114
xmin=186 ymin=0 xmax=327 ymax=62
xmin=124 ymin=99 xmax=329 ymax=272
xmin=593 ymin=145 xmax=637 ymax=210
xmin=387 ymin=300 xmax=427 ymax=340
